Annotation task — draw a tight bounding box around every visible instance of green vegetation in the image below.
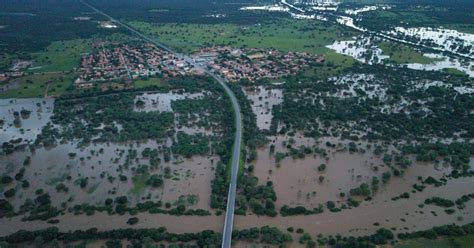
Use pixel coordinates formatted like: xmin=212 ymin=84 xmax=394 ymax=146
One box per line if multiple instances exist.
xmin=233 ymin=226 xmax=293 ymax=245
xmin=302 ymin=50 xmax=356 ymax=79
xmin=130 ymin=19 xmax=357 ymax=79
xmin=133 ymin=77 xmax=163 ymax=89
xmin=70 ymin=196 xmax=210 ymax=217
xmin=280 ymin=205 xmax=324 ymax=216
xmin=396 ymin=235 xmax=474 ymax=248
xmin=0 ymin=54 xmax=16 ymax=71
xmin=444 ymin=24 xmax=474 ymax=34
xmin=272 ymin=67 xmax=474 ymax=145
xmin=28 ymin=39 xmax=93 ymax=73
xmin=130 ymin=174 xmax=150 ymax=196
xmin=0 ymin=227 xmax=221 ymax=246
xmin=379 ymin=41 xmax=440 ymax=64
xmin=36 ymin=92 xmax=175 ymax=146
xmin=424 ymin=197 xmax=455 ymax=208
xmin=129 ymin=20 xmax=355 ymax=54
xmin=444 ymin=68 xmax=468 ymax=76
xmin=0 ymin=72 xmax=77 ymax=98
xmin=398 ymin=222 xmax=474 ymax=245
xmin=358 ymin=5 xmax=473 ymax=32
xmin=172 ymin=132 xmax=210 ymax=158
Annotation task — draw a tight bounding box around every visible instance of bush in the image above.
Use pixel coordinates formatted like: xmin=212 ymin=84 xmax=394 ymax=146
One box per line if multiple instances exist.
xmin=1 ymin=176 xmax=13 ymax=184
xmin=425 ymin=197 xmax=455 ymax=208
xmin=127 ymin=217 xmax=139 ymax=225
xmin=146 ymin=175 xmax=163 ymax=188
xmin=4 ymin=188 xmax=16 ymax=198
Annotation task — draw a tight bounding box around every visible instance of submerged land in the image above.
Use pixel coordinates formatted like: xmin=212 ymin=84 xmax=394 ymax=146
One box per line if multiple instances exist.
xmin=0 ymin=0 xmax=473 ymax=247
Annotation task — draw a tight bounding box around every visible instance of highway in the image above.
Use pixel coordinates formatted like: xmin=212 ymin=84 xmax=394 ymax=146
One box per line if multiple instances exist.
xmin=81 ymin=1 xmax=242 ymax=247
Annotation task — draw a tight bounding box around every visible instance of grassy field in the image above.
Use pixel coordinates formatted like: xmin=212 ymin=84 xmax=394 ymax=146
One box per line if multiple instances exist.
xmin=445 ymin=24 xmax=474 ymax=34
xmin=303 ymin=50 xmax=356 ymax=79
xmin=134 ymin=77 xmax=163 ymax=89
xmin=444 ymin=68 xmax=468 ymax=77
xmin=378 ymin=41 xmax=440 ymax=64
xmin=0 ymin=53 xmax=16 ymax=71
xmin=129 ymin=19 xmax=355 ymax=55
xmin=128 ymin=19 xmax=358 ymax=79
xmin=27 ymin=39 xmax=93 ymax=73
xmin=130 ymin=174 xmax=150 ymax=197
xmin=396 ymin=235 xmax=474 ymax=248
xmin=0 ymin=72 xmax=77 ymax=98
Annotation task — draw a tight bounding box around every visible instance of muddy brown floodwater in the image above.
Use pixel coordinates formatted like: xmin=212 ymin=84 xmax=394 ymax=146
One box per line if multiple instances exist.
xmin=233 ymin=134 xmax=474 ymax=240
xmin=244 ymin=86 xmax=282 ymax=130
xmin=0 ymin=98 xmax=54 ymax=144
xmin=1 ymin=95 xmax=473 ymax=247
xmin=0 ymin=140 xmax=217 ymax=210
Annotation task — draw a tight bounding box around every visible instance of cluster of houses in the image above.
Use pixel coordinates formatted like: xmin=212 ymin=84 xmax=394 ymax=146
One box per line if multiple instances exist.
xmin=193 ymin=46 xmax=325 ymax=82
xmin=0 ymin=60 xmax=31 ymax=84
xmin=1 ymin=42 xmax=326 ymax=91
xmin=76 ymin=43 xmax=199 ymax=88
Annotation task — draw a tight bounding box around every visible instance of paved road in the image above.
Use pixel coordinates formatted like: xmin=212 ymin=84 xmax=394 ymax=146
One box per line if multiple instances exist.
xmin=81 ymin=1 xmax=242 ymax=247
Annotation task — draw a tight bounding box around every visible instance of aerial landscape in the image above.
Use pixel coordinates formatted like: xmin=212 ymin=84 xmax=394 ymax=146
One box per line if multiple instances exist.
xmin=0 ymin=0 xmax=473 ymax=247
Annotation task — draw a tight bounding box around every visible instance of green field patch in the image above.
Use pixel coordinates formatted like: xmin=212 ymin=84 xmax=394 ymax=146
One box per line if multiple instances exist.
xmin=396 ymin=234 xmax=474 ymax=248
xmin=129 ymin=174 xmax=150 ymax=197
xmin=0 ymin=53 xmax=16 ymax=71
xmin=129 ymin=19 xmax=356 ymax=55
xmin=128 ymin=20 xmax=357 ymax=80
xmin=45 ymin=173 xmax=69 ymax=186
xmin=28 ymin=39 xmax=93 ymax=73
xmin=134 ymin=77 xmax=163 ymax=89
xmin=0 ymin=72 xmax=77 ymax=98
xmin=378 ymin=41 xmax=441 ymax=64
xmin=444 ymin=24 xmax=474 ymax=34
xmin=444 ymin=67 xmax=468 ymax=76
xmin=302 ymin=50 xmax=356 ymax=79
xmin=87 ymin=182 xmax=101 ymax=194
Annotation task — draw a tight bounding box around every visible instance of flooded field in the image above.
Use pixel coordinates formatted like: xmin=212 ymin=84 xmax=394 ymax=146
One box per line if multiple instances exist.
xmin=406 ymin=53 xmax=474 ymax=77
xmin=385 ymin=27 xmax=474 ymax=57
xmin=244 ymin=86 xmax=283 ymax=130
xmin=326 ymin=37 xmax=388 ymax=65
xmin=0 ymin=212 xmax=223 ymax=236
xmin=233 ymin=176 xmax=474 ymax=238
xmin=0 ymin=91 xmax=223 ymax=220
xmin=0 ymin=98 xmax=54 ymax=145
xmin=0 ymin=140 xmax=217 ymax=210
xmin=328 ymin=73 xmax=386 ymax=99
xmin=327 ymin=36 xmax=474 ymax=77
xmin=134 ymin=91 xmax=207 ymax=112
xmin=235 ymin=133 xmax=474 ymax=237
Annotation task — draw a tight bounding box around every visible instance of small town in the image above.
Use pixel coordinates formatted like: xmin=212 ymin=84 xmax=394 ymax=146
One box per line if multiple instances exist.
xmin=194 ymin=46 xmax=325 ymax=82
xmin=1 ymin=0 xmax=474 ymax=247
xmin=75 ymin=43 xmax=199 ymax=88
xmin=76 ymin=43 xmax=326 ymax=87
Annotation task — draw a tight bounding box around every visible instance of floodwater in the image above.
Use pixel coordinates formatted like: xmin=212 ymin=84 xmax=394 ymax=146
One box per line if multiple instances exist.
xmin=244 ymin=86 xmax=283 ymax=130
xmin=386 ymin=27 xmax=474 ymax=57
xmin=344 ymin=5 xmax=390 ymax=16
xmin=328 ymin=73 xmax=386 ymax=100
xmin=327 ymin=36 xmax=474 ymax=77
xmin=240 ymin=5 xmax=289 ymax=12
xmin=238 ymin=134 xmax=474 ymax=237
xmin=0 ymin=92 xmax=222 ymax=240
xmin=0 ymin=140 xmax=217 ymax=210
xmin=1 ymin=134 xmax=472 ymax=245
xmin=0 ymin=212 xmax=224 ymax=236
xmin=410 ymin=79 xmax=474 ymax=95
xmin=134 ymin=91 xmax=207 ymax=112
xmin=0 ymin=98 xmax=54 ymax=145
xmin=326 ymin=37 xmax=389 ymax=65
xmin=406 ymin=53 xmax=474 ymax=77
xmin=233 ymin=176 xmax=474 ymax=238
